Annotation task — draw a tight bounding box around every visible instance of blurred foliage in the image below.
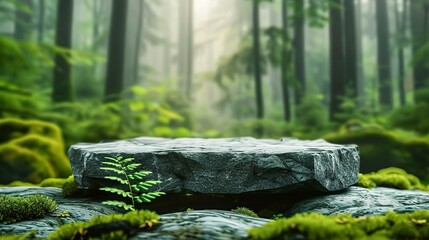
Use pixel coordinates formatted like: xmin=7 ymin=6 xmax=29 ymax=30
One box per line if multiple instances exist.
xmin=325 ymin=120 xmax=429 ymax=179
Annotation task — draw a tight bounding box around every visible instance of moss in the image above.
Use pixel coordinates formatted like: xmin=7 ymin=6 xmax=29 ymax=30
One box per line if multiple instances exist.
xmin=324 ymin=123 xmax=429 ymax=178
xmin=357 ymin=167 xmax=428 ymax=191
xmin=0 ymin=194 xmax=58 ymax=224
xmin=248 ymin=210 xmax=429 ymax=240
xmin=48 ymin=210 xmax=160 ymax=240
xmin=0 ymin=231 xmax=37 ymax=240
xmin=0 ymin=144 xmax=56 ymax=184
xmin=62 ymin=175 xmax=80 ymax=197
xmin=39 ymin=177 xmax=68 ymax=188
xmin=231 ymin=207 xmax=259 ymax=218
xmin=0 ymin=118 xmax=71 ymax=184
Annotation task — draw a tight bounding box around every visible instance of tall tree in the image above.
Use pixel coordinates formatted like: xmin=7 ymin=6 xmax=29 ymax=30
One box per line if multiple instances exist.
xmin=52 ymin=0 xmax=73 ymax=102
xmin=394 ymin=0 xmax=406 ymax=106
xmin=410 ymin=0 xmax=429 ymax=99
xmin=355 ymin=0 xmax=364 ymax=106
xmin=177 ymin=0 xmax=194 ymax=97
xmin=293 ymin=0 xmax=305 ymax=105
xmin=252 ymin=0 xmax=264 ymax=120
xmin=344 ymin=0 xmax=358 ymax=99
xmin=15 ymin=0 xmax=33 ymax=40
xmin=37 ymin=0 xmax=44 ymax=43
xmin=281 ymin=0 xmax=291 ymax=121
xmin=132 ymin=0 xmax=144 ymax=84
xmin=329 ymin=0 xmax=346 ymax=121
xmin=375 ymin=0 xmax=392 ymax=109
xmin=104 ymin=0 xmax=128 ymax=102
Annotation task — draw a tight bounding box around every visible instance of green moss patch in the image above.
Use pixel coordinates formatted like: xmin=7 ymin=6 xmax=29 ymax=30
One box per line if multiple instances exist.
xmin=48 ymin=210 xmax=160 ymax=240
xmin=0 ymin=194 xmax=58 ymax=224
xmin=232 ymin=207 xmax=259 ymax=218
xmin=249 ymin=210 xmax=429 ymax=240
xmin=357 ymin=167 xmax=428 ymax=191
xmin=0 ymin=118 xmax=71 ymax=184
xmin=324 ymin=121 xmax=429 ymax=178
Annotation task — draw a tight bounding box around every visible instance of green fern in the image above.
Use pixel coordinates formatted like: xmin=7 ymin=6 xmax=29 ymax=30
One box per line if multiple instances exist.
xmin=99 ymin=156 xmax=165 ymax=211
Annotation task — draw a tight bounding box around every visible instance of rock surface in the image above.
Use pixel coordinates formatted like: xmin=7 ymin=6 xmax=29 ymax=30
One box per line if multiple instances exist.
xmin=0 ymin=187 xmax=268 ymax=239
xmin=285 ymin=186 xmax=429 ymax=217
xmin=68 ymin=137 xmax=359 ymax=194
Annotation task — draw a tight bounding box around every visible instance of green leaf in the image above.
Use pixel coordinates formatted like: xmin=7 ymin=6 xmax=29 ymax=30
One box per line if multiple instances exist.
xmin=104 ymin=156 xmax=121 ymax=163
xmin=119 ymin=157 xmax=135 ymax=164
xmin=99 ymin=187 xmax=132 ymax=198
xmin=100 ymin=161 xmax=122 ymax=168
xmin=100 ymin=167 xmax=124 ymax=175
xmin=124 ymin=163 xmax=141 ymax=171
xmin=105 ymin=176 xmax=129 ymax=185
xmin=101 ymin=201 xmax=135 ymax=211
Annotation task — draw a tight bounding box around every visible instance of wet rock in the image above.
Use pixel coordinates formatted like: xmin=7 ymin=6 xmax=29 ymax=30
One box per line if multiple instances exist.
xmin=68 ymin=137 xmax=359 ymax=194
xmin=285 ymin=186 xmax=429 ymax=217
xmin=0 ymin=187 xmax=269 ymax=239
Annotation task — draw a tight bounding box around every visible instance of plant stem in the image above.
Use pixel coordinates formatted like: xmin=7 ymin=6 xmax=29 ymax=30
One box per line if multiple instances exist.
xmin=120 ymin=165 xmax=135 ymax=210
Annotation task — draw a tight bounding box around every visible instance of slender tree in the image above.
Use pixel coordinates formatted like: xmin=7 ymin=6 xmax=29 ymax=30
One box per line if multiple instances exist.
xmin=293 ymin=0 xmax=305 ymax=105
xmin=410 ymin=0 xmax=429 ymax=99
xmin=375 ymin=0 xmax=392 ymax=109
xmin=281 ymin=0 xmax=291 ymax=121
xmin=185 ymin=0 xmax=194 ymax=97
xmin=394 ymin=0 xmax=406 ymax=106
xmin=104 ymin=0 xmax=128 ymax=102
xmin=52 ymin=0 xmax=73 ymax=102
xmin=329 ymin=0 xmax=346 ymax=121
xmin=177 ymin=0 xmax=193 ymax=97
xmin=252 ymin=0 xmax=264 ymax=120
xmin=355 ymin=0 xmax=364 ymax=107
xmin=132 ymin=0 xmax=144 ymax=84
xmin=344 ymin=0 xmax=358 ymax=99
xmin=15 ymin=0 xmax=33 ymax=40
xmin=37 ymin=0 xmax=44 ymax=43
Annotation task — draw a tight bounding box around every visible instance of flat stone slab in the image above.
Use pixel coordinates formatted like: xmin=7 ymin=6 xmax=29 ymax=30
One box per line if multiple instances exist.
xmin=0 ymin=187 xmax=269 ymax=239
xmin=68 ymin=137 xmax=359 ymax=194
xmin=285 ymin=186 xmax=429 ymax=217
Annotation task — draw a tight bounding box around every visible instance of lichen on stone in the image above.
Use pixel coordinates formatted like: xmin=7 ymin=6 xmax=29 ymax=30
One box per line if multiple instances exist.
xmin=231 ymin=207 xmax=259 ymax=218
xmin=0 ymin=194 xmax=58 ymax=224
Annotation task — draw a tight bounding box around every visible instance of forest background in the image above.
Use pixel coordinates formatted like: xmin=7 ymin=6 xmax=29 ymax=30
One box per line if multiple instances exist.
xmin=1 ymin=0 xmax=429 ymax=184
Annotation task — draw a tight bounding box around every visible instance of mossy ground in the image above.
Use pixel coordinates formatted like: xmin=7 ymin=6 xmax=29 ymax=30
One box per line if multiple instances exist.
xmin=325 ymin=120 xmax=429 ymax=179
xmin=0 ymin=118 xmax=71 ymax=184
xmin=249 ymin=210 xmax=429 ymax=240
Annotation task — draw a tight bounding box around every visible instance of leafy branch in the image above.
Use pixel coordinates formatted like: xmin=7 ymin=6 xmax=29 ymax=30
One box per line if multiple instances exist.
xmin=99 ymin=156 xmax=165 ymax=211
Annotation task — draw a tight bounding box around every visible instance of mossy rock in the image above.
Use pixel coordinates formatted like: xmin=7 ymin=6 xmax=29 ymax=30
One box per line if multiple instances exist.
xmin=0 ymin=118 xmax=71 ymax=184
xmin=324 ymin=122 xmax=429 ymax=179
xmin=248 ymin=210 xmax=429 ymax=240
xmin=357 ymin=167 xmax=428 ymax=191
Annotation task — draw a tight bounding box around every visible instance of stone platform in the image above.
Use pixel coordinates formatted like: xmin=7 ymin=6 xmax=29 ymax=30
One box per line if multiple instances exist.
xmin=68 ymin=137 xmax=359 ymax=194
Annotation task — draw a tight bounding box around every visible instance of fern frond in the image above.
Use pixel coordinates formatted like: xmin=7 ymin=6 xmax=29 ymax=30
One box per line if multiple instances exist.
xmin=100 ymin=161 xmax=122 ymax=168
xmin=128 ymin=171 xmax=152 ymax=180
xmin=105 ymin=176 xmax=129 ymax=185
xmin=131 ymin=184 xmax=148 ymax=191
xmin=100 ymin=167 xmax=124 ymax=175
xmin=135 ymin=192 xmax=165 ymax=203
xmin=104 ymin=156 xmax=122 ymax=163
xmin=124 ymin=163 xmax=141 ymax=171
xmin=119 ymin=157 xmax=135 ymax=164
xmin=99 ymin=187 xmax=132 ymax=198
xmin=101 ymin=200 xmax=135 ymax=211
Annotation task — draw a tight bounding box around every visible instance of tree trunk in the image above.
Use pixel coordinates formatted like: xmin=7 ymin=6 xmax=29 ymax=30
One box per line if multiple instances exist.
xmin=410 ymin=0 xmax=429 ymax=99
xmin=104 ymin=0 xmax=128 ymax=102
xmin=395 ymin=0 xmax=406 ymax=106
xmin=37 ymin=0 xmax=44 ymax=43
xmin=294 ymin=0 xmax=305 ymax=105
xmin=375 ymin=0 xmax=393 ymax=109
xmin=344 ymin=0 xmax=358 ymax=99
xmin=132 ymin=0 xmax=144 ymax=84
xmin=185 ymin=0 xmax=194 ymax=97
xmin=15 ymin=0 xmax=33 ymax=40
xmin=355 ymin=0 xmax=364 ymax=107
xmin=52 ymin=0 xmax=73 ymax=102
xmin=329 ymin=0 xmax=346 ymax=121
xmin=252 ymin=0 xmax=264 ymax=120
xmin=281 ymin=0 xmax=291 ymax=121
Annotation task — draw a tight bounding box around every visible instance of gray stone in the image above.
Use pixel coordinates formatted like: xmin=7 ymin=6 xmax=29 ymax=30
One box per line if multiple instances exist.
xmin=285 ymin=186 xmax=429 ymax=217
xmin=0 ymin=187 xmax=269 ymax=239
xmin=0 ymin=187 xmax=117 ymax=237
xmin=68 ymin=137 xmax=359 ymax=194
